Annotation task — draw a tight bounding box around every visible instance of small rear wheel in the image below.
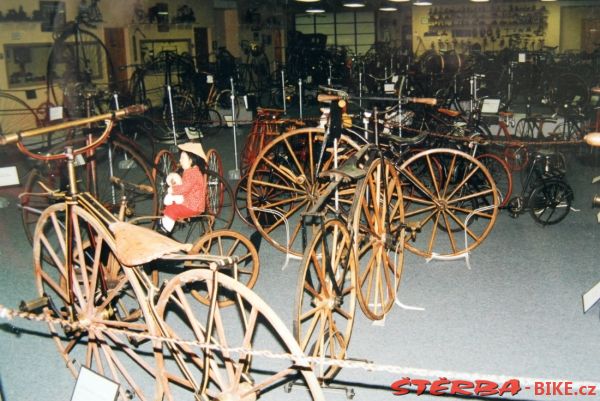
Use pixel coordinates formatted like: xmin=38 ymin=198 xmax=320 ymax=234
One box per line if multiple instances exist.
xmin=205 ymin=170 xmax=235 ymax=230
xmin=188 ymin=229 xmax=260 ymax=307
xmin=152 ymin=149 xmax=177 ymax=206
xmin=205 ymin=148 xmax=223 ymax=177
xmin=528 ymin=179 xmax=573 ymax=225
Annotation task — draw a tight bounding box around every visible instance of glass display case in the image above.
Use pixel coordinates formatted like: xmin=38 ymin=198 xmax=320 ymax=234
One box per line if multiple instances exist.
xmin=4 ymin=43 xmax=52 ymax=88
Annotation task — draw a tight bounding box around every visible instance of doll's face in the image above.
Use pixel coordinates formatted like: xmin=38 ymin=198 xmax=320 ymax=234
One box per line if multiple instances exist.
xmin=180 ymin=151 xmax=192 ymax=170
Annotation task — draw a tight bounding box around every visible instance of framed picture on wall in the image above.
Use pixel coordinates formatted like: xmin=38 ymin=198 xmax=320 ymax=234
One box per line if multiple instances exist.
xmin=40 ymin=1 xmax=66 ymax=32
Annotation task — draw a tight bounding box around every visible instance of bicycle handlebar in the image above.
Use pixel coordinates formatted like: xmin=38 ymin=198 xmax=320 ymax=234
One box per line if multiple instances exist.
xmin=110 ymin=176 xmax=155 ymax=194
xmin=0 ymin=104 xmax=147 ymax=146
xmin=317 ymin=93 xmax=437 ymax=106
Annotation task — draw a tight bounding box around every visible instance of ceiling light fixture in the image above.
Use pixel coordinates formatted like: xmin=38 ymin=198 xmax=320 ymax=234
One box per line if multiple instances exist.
xmin=413 ymin=0 xmax=432 ymax=5
xmin=343 ymin=1 xmax=366 ymax=7
xmin=470 ymin=0 xmax=489 ymax=2
xmin=306 ymin=6 xmax=325 ymax=13
xmin=388 ymin=0 xmax=410 ymax=2
xmin=295 ymin=0 xmax=320 ymax=3
xmin=379 ymin=6 xmax=398 ymax=11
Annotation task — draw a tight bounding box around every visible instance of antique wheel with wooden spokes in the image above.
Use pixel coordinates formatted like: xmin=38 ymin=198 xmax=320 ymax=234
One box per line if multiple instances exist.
xmin=154 ymin=269 xmax=325 ymax=401
xmin=294 ymin=218 xmax=357 ymax=382
xmin=188 ymin=229 xmax=260 ymax=307
xmin=246 ymin=127 xmax=361 ymax=256
xmin=152 ymin=149 xmax=178 ymax=213
xmin=32 ymin=203 xmax=160 ymax=401
xmin=351 ymin=158 xmax=406 ymax=320
xmin=399 ymin=148 xmax=499 ymax=258
xmin=206 ymin=148 xmax=223 ymax=177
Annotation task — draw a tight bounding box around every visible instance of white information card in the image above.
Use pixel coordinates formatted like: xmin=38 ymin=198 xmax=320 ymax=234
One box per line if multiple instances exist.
xmin=71 ymin=367 xmax=119 ymax=401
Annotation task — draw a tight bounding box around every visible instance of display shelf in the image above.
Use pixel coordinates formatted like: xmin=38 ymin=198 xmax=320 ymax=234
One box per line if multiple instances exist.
xmin=424 ymin=3 xmax=548 ymax=39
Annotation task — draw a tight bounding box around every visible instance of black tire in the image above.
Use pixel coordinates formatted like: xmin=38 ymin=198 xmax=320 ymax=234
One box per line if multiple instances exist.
xmin=0 ymin=92 xmax=41 ymax=134
xmin=162 ymin=93 xmax=197 ymax=139
xmin=198 ymin=107 xmax=222 ymax=136
xmin=46 ymin=27 xmax=116 ymax=117
xmin=528 ymin=179 xmax=573 ymax=225
xmin=216 ymin=89 xmax=240 ymax=120
xmin=477 ymin=153 xmax=513 ymax=208
xmin=91 ymin=136 xmax=158 ymax=223
xmin=514 ymin=118 xmax=534 ymax=141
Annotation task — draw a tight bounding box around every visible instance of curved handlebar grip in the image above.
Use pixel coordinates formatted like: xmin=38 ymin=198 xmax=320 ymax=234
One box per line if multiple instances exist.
xmin=584 ymin=132 xmax=600 ymax=148
xmin=0 ymin=105 xmax=148 ymax=146
xmin=317 ymin=94 xmax=343 ymax=103
xmin=110 ymin=176 xmax=154 ymax=194
xmin=120 ymin=104 xmax=148 ymax=116
xmin=407 ymin=97 xmax=437 ymax=106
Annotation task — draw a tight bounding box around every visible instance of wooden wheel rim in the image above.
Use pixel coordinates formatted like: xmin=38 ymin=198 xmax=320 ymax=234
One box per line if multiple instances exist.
xmin=246 ymin=127 xmax=361 ymax=256
xmin=399 ymin=148 xmax=499 ymax=258
xmin=188 ymin=229 xmax=260 ymax=307
xmin=351 ymin=158 xmax=405 ymax=320
xmin=32 ymin=203 xmax=159 ymax=401
xmin=294 ymin=219 xmax=357 ymax=382
xmin=154 ymin=269 xmax=325 ymax=401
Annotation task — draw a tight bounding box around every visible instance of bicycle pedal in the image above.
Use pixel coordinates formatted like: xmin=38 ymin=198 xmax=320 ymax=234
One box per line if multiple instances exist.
xmin=19 ymin=296 xmax=50 ymax=313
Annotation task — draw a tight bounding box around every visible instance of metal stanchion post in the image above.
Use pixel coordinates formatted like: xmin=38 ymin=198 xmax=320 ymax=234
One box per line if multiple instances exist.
xmin=167 ymin=84 xmax=177 ymax=145
xmin=229 ymin=77 xmax=240 ymax=180
xmin=359 ymin=71 xmax=363 ymax=108
xmin=298 ymin=78 xmax=303 ymax=120
xmin=281 ymin=69 xmax=286 ymax=115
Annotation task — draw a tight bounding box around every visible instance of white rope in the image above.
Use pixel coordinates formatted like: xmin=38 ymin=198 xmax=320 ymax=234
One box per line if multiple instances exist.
xmin=1 ymin=304 xmax=599 ymax=394
xmin=250 ymin=207 xmax=301 ymax=271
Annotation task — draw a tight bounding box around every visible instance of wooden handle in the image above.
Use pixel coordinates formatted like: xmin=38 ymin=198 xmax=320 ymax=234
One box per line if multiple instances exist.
xmin=0 ymin=104 xmax=147 ymax=145
xmin=110 ymin=176 xmax=154 ymax=194
xmin=584 ymin=133 xmax=600 ymax=147
xmin=317 ymin=94 xmax=343 ymax=103
xmin=407 ymin=97 xmax=437 ymax=106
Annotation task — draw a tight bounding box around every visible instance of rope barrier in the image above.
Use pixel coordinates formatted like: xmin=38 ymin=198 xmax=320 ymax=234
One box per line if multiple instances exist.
xmin=1 ymin=304 xmax=599 ymax=396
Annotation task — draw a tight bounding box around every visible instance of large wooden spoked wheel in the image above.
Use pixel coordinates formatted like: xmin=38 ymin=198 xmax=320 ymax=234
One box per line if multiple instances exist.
xmin=399 ymin=148 xmax=499 ymax=258
xmin=350 ymin=158 xmax=406 ymax=320
xmin=188 ymin=229 xmax=260 ymax=307
xmin=154 ymin=269 xmax=325 ymax=401
xmin=246 ymin=127 xmax=361 ymax=256
xmin=294 ymin=218 xmax=357 ymax=382
xmin=32 ymin=203 xmax=160 ymax=401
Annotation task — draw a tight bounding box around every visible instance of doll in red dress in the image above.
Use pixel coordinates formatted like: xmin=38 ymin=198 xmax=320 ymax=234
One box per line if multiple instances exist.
xmin=160 ymin=142 xmax=207 ymax=233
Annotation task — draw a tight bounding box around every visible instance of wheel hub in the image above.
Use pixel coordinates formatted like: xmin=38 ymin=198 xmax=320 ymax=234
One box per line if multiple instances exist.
xmin=434 ymin=198 xmax=448 ymax=210
xmin=314 ymin=295 xmax=336 ymax=310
